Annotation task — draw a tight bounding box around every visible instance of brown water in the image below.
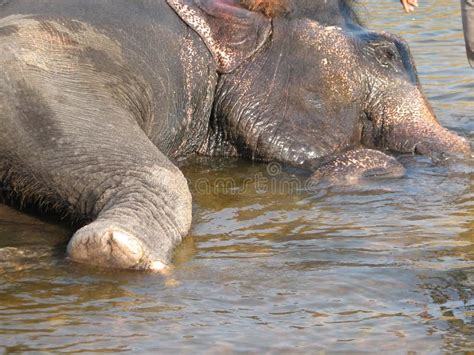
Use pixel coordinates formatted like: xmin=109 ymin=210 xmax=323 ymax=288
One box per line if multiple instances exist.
xmin=1 ymin=1 xmax=473 ymax=352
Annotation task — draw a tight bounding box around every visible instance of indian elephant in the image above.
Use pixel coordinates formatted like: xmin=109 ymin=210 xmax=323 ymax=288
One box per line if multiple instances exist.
xmin=0 ymin=0 xmax=470 ymax=270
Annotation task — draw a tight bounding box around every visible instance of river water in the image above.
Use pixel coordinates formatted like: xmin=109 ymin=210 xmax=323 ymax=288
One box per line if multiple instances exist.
xmin=0 ymin=0 xmax=473 ymax=352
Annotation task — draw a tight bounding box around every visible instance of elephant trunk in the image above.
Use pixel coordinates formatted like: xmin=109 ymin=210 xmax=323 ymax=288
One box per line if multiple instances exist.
xmin=369 ymin=84 xmax=471 ymax=157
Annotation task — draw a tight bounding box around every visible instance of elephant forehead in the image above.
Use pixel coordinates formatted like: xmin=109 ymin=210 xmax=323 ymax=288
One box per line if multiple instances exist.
xmin=290 ymin=20 xmax=359 ymax=99
xmin=296 ymin=20 xmax=355 ymax=63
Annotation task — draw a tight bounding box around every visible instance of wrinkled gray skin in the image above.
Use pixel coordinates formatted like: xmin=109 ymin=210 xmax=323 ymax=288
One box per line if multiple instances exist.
xmin=0 ymin=0 xmax=470 ymax=270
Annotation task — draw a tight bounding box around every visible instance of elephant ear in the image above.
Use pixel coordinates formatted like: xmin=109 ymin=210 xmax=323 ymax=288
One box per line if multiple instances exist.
xmin=167 ymin=0 xmax=272 ymax=73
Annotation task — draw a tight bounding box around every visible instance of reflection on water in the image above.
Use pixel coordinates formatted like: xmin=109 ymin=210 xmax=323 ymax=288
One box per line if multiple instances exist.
xmin=0 ymin=0 xmax=473 ymax=352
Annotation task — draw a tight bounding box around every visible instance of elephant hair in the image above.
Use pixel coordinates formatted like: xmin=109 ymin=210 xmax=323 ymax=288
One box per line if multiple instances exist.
xmin=240 ymin=0 xmax=290 ymax=17
xmin=240 ymin=0 xmax=361 ymax=26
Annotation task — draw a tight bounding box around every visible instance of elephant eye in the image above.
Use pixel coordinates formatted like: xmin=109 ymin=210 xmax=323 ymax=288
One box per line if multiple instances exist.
xmin=383 ymin=47 xmax=396 ymax=61
xmin=375 ymin=44 xmax=401 ymax=68
xmin=363 ymin=39 xmax=401 ymax=69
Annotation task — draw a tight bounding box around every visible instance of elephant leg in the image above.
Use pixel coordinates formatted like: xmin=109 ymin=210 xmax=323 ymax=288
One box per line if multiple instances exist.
xmin=1 ymin=76 xmax=191 ymax=272
xmin=66 ymin=161 xmax=192 ymax=272
xmin=64 ymin=145 xmax=192 ymax=271
xmin=2 ymin=121 xmax=192 ymax=271
xmin=310 ymin=149 xmax=405 ymax=185
xmin=2 ymin=116 xmax=192 ymax=271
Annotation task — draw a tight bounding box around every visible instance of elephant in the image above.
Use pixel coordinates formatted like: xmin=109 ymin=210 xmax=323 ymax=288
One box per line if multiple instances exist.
xmin=0 ymin=0 xmax=470 ymax=271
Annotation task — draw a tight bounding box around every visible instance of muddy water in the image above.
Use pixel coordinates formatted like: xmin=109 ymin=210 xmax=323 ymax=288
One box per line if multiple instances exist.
xmin=0 ymin=0 xmax=473 ymax=352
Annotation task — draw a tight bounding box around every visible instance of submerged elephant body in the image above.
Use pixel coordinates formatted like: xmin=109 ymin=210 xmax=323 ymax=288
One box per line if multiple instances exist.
xmin=0 ymin=0 xmax=470 ymax=270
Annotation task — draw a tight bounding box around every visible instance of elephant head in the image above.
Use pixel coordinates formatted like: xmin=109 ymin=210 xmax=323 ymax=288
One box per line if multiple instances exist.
xmin=169 ymin=0 xmax=470 ymax=174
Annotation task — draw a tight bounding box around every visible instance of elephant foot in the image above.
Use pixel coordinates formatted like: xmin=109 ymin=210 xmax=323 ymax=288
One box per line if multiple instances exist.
xmin=67 ymin=222 xmax=169 ymax=272
xmin=310 ymin=148 xmax=405 ymax=185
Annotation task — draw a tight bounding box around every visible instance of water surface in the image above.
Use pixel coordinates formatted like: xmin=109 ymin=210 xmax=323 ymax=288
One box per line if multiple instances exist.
xmin=1 ymin=0 xmax=473 ymax=352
